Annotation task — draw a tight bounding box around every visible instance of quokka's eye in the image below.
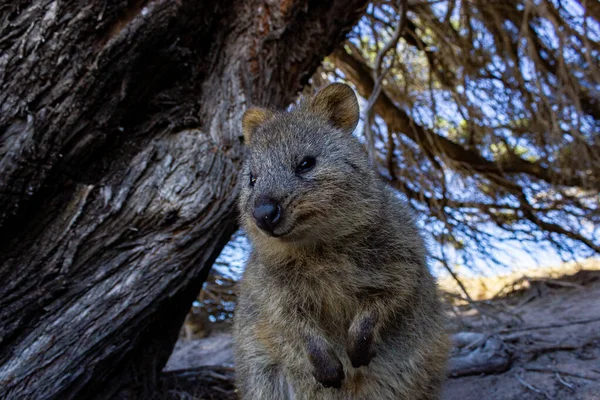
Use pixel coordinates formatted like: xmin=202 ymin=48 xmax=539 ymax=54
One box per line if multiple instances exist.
xmin=295 ymin=156 xmax=316 ymax=174
xmin=249 ymin=173 xmax=257 ymax=187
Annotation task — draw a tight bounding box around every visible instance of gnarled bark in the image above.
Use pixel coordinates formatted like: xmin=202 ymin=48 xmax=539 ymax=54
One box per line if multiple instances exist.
xmin=0 ymin=1 xmax=367 ymax=398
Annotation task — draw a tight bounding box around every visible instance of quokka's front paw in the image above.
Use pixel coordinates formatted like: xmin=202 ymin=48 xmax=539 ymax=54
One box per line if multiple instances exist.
xmin=306 ymin=336 xmax=345 ymax=388
xmin=313 ymin=356 xmax=345 ymax=388
xmin=347 ymin=316 xmax=376 ymax=368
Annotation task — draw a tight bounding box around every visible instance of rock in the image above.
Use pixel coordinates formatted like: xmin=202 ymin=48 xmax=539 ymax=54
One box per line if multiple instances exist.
xmin=448 ymin=332 xmax=511 ymax=377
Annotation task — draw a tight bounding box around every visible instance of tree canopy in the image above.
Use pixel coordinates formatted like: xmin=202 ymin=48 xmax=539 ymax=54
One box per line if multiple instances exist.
xmin=319 ymin=0 xmax=599 ymax=274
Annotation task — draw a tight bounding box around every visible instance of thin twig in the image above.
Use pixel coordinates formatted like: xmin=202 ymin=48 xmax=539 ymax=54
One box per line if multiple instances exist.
xmin=554 ymin=372 xmax=575 ymax=391
xmin=516 ymin=371 xmax=553 ymax=399
xmin=363 ymin=0 xmax=407 ymax=163
xmin=440 ymin=257 xmax=504 ymax=324
xmin=525 ymin=367 xmax=600 ymax=382
xmin=444 ymin=292 xmax=504 ymax=323
xmin=524 ymin=336 xmax=600 ymax=356
xmin=498 ymin=317 xmax=600 ymax=334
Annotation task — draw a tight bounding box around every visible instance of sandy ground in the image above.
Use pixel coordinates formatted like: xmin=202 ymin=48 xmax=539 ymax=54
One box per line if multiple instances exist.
xmin=443 ymin=269 xmax=600 ymax=400
xmin=165 ymin=270 xmax=600 ymax=399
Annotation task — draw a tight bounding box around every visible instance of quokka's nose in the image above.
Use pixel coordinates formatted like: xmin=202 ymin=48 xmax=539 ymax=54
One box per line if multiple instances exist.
xmin=253 ymin=197 xmax=282 ymax=234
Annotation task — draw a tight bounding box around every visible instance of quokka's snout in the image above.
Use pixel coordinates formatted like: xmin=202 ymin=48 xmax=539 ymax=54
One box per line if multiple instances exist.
xmin=252 ymin=196 xmax=282 ymax=234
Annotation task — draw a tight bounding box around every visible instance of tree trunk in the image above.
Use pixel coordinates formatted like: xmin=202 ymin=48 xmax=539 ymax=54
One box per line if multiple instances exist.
xmin=0 ymin=1 xmax=367 ymax=398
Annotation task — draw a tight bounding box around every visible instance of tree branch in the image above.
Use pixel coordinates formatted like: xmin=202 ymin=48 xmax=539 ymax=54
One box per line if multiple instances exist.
xmin=331 ymin=46 xmax=597 ymax=189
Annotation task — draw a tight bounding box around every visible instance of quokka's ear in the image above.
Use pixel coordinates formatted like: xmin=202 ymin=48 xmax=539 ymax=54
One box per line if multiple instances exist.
xmin=310 ymin=83 xmax=359 ymax=134
xmin=242 ymin=107 xmax=274 ymax=143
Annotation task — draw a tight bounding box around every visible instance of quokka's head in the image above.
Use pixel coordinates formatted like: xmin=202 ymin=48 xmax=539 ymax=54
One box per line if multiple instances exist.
xmin=238 ymin=83 xmax=377 ymax=246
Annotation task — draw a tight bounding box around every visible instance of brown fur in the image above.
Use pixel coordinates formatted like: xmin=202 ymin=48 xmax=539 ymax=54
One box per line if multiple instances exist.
xmin=234 ymin=83 xmax=449 ymax=399
xmin=242 ymin=108 xmax=274 ymax=143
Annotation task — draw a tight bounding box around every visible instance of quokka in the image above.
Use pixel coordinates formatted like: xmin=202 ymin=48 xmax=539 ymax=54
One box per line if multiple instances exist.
xmin=234 ymin=83 xmax=449 ymax=399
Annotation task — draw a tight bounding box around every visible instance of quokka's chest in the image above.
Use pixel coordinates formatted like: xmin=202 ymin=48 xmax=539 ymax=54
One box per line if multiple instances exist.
xmin=266 ymin=266 xmax=360 ymax=330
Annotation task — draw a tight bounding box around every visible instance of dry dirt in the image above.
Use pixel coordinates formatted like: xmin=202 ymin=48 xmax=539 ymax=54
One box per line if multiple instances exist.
xmin=443 ymin=269 xmax=600 ymax=400
xmin=165 ymin=270 xmax=600 ymax=399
